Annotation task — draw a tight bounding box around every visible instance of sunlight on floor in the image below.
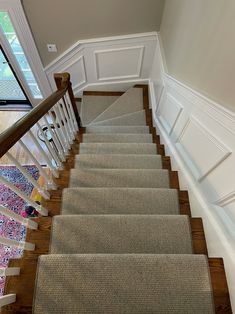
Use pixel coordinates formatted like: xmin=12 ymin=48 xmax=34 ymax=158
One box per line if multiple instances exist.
xmin=0 ymin=111 xmax=48 ymax=165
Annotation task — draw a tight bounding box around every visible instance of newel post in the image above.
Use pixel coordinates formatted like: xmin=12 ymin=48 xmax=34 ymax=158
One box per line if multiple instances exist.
xmin=54 ymin=73 xmax=81 ymax=127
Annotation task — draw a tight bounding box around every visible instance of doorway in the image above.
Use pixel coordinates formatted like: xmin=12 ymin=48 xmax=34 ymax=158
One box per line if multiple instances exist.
xmin=0 ymin=44 xmax=31 ymax=109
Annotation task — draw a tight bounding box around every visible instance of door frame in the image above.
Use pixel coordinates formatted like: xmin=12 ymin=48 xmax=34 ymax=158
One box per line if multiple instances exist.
xmin=0 ymin=44 xmax=31 ymax=105
xmin=0 ymin=0 xmax=52 ymax=106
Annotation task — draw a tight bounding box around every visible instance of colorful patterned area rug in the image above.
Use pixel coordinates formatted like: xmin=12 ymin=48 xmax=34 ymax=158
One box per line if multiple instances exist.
xmin=0 ymin=165 xmax=39 ymax=294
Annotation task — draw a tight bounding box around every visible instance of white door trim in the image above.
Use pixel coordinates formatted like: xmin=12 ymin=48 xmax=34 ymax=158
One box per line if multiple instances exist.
xmin=0 ymin=0 xmax=52 ymax=105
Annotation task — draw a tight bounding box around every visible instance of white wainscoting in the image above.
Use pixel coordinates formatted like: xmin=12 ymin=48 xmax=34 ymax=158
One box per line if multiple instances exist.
xmin=45 ymin=33 xmax=157 ymax=96
xmin=150 ymin=33 xmax=235 ymax=309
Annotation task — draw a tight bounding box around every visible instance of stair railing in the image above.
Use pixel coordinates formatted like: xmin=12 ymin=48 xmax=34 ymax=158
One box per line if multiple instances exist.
xmin=0 ymin=72 xmax=80 ymax=307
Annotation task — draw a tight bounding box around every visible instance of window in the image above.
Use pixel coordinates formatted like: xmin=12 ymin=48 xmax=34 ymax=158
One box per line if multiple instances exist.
xmin=0 ymin=12 xmax=43 ymax=99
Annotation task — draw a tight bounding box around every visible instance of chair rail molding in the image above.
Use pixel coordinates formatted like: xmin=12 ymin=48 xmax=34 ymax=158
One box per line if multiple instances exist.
xmin=0 ymin=0 xmax=52 ymax=102
xmin=149 ymin=32 xmax=235 ymax=310
xmin=45 ymin=32 xmax=157 ymax=95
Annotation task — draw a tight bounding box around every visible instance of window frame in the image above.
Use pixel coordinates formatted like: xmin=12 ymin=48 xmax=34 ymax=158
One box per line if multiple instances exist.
xmin=0 ymin=0 xmax=52 ymax=106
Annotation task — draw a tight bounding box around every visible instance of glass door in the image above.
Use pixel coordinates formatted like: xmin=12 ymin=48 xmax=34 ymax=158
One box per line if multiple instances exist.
xmin=0 ymin=45 xmax=30 ymax=105
xmin=0 ymin=11 xmax=43 ymax=106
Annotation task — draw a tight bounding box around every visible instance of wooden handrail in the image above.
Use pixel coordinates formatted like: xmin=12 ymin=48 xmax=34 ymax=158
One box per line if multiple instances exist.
xmin=0 ymin=73 xmax=71 ymax=158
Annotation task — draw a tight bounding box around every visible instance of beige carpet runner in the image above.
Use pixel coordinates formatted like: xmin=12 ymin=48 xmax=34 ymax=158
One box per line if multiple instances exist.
xmin=33 ymin=87 xmax=215 ymax=313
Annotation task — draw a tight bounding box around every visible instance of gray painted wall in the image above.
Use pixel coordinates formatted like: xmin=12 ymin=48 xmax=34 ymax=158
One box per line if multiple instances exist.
xmin=22 ymin=0 xmax=165 ymax=66
xmin=160 ymin=0 xmax=235 ymax=111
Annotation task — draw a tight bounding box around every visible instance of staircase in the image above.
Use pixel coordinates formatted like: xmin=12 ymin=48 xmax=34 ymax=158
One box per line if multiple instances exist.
xmin=2 ymin=85 xmax=231 ymax=313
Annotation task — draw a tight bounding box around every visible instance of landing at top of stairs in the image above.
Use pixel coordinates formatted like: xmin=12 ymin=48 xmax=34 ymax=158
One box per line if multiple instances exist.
xmin=81 ymin=88 xmax=143 ymax=126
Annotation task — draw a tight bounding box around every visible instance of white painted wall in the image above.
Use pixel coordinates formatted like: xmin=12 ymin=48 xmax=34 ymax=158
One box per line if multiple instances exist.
xmin=45 ymin=33 xmax=157 ymax=96
xmin=149 ymin=34 xmax=235 ymax=310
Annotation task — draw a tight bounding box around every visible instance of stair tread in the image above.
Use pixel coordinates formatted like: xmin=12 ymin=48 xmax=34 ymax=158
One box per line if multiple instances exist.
xmin=82 ymin=133 xmax=153 ymax=143
xmin=81 ymin=95 xmax=119 ymax=126
xmin=90 ymin=110 xmax=146 ymax=126
xmin=79 ymin=143 xmax=157 ymax=154
xmin=69 ymin=168 xmax=170 ymax=188
xmin=85 ymin=126 xmax=150 ymax=133
xmin=62 ymin=187 xmax=179 ymax=215
xmin=75 ymin=154 xmax=162 ymax=169
xmin=50 ymin=215 xmax=193 ymax=254
xmin=91 ymin=88 xmax=143 ymax=123
xmin=34 ymin=254 xmax=214 ymax=314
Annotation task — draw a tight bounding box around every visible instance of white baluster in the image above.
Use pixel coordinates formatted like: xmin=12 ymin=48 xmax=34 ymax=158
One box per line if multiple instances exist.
xmin=0 ymin=205 xmax=38 ymax=230
xmin=59 ymin=101 xmax=74 ymax=143
xmin=0 ymin=267 xmax=20 ymax=276
xmin=28 ymin=130 xmax=59 ymax=178
xmin=5 ymin=152 xmax=50 ymax=200
xmin=0 ymin=176 xmax=48 ymax=216
xmin=48 ymin=110 xmax=68 ymax=155
xmin=56 ymin=103 xmax=73 ymax=145
xmin=0 ymin=235 xmax=35 ymax=251
xmin=65 ymin=92 xmax=79 ymax=131
xmin=18 ymin=140 xmax=57 ymax=190
xmin=36 ymin=122 xmax=63 ymax=170
xmin=64 ymin=94 xmax=76 ymax=135
xmin=61 ymin=97 xmax=75 ymax=140
xmin=0 ymin=294 xmax=16 ymax=307
xmin=53 ymin=105 xmax=71 ymax=150
xmin=43 ymin=115 xmax=66 ymax=162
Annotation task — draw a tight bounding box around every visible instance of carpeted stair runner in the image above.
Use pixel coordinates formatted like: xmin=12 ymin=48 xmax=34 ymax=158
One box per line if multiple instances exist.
xmin=50 ymin=215 xmax=193 ymax=254
xmin=69 ymin=168 xmax=170 ymax=188
xmin=75 ymin=154 xmax=163 ymax=169
xmin=79 ymin=142 xmax=157 ymax=154
xmin=33 ymin=86 xmax=218 ymax=313
xmin=82 ymin=133 xmax=153 ymax=143
xmin=85 ymin=125 xmax=150 ymax=133
xmin=81 ymin=95 xmax=119 ymax=125
xmin=90 ymin=109 xmax=147 ymax=126
xmin=34 ymin=255 xmax=215 ymax=314
xmin=90 ymin=88 xmax=143 ymax=124
xmin=61 ymin=187 xmax=179 ymax=215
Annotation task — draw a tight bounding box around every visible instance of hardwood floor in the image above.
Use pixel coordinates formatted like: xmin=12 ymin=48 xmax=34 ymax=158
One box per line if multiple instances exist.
xmin=0 ymin=111 xmax=51 ymax=165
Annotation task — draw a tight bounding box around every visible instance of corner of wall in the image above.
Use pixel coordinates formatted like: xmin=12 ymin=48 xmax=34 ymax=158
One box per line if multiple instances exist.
xmin=149 ymin=35 xmax=235 ymax=310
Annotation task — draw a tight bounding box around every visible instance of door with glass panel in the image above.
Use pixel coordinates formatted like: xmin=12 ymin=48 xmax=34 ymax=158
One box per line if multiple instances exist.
xmin=0 ymin=44 xmax=29 ymax=105
xmin=0 ymin=11 xmax=43 ymax=106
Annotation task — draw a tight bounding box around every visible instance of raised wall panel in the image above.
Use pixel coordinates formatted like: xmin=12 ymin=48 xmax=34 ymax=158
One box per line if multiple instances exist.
xmin=158 ymin=93 xmax=183 ymax=134
xmin=45 ymin=33 xmax=157 ymax=95
xmin=94 ymin=46 xmax=144 ymax=81
xmin=176 ymin=117 xmax=231 ymax=182
xmin=57 ymin=55 xmax=87 ymax=93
